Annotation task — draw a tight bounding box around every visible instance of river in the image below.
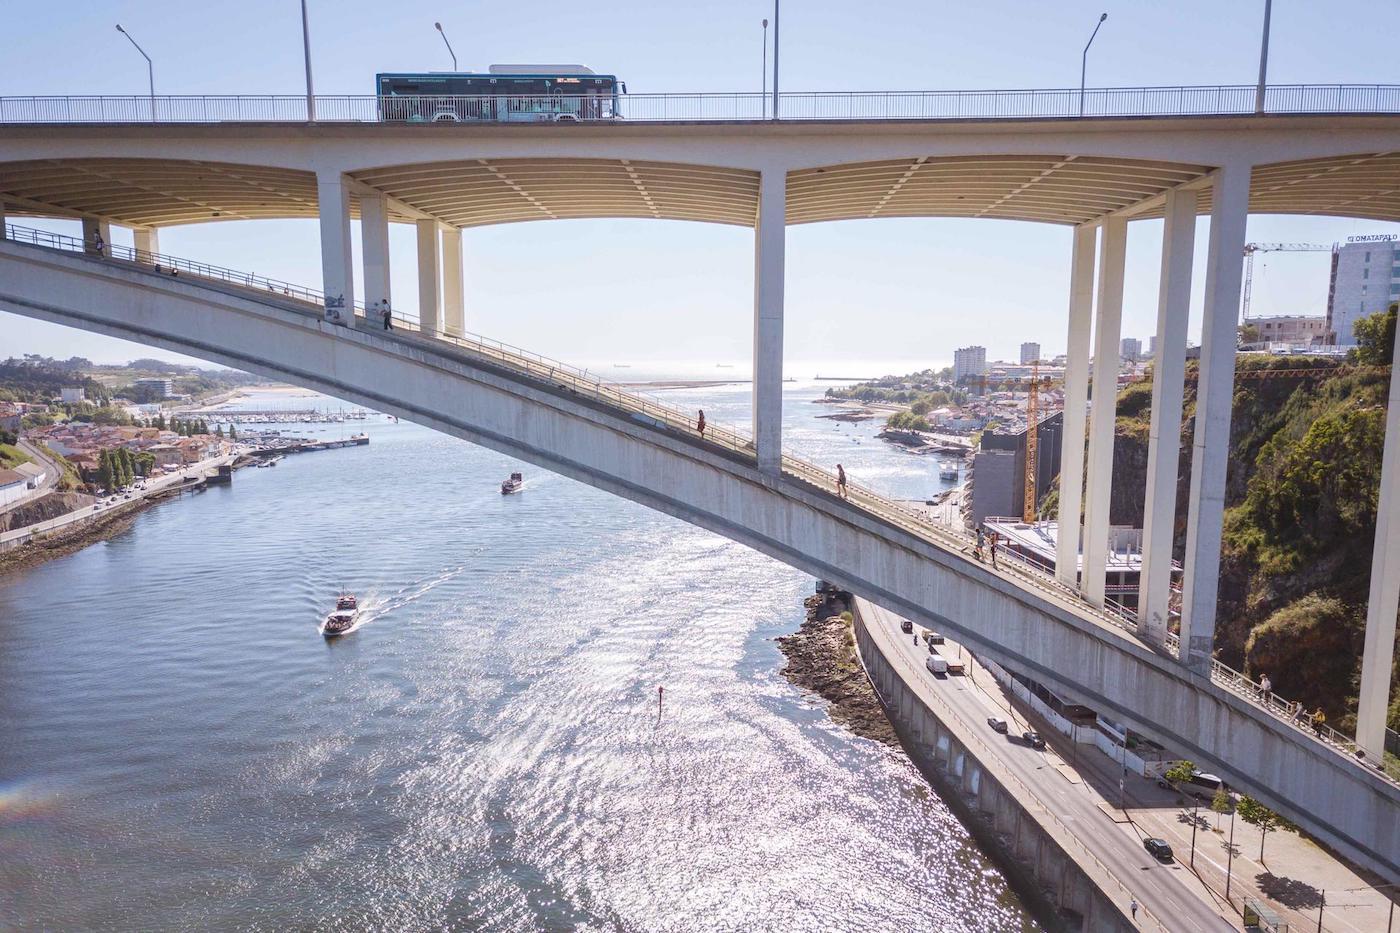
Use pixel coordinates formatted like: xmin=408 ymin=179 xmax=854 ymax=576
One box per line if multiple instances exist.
xmin=0 ymin=380 xmax=1037 ymax=931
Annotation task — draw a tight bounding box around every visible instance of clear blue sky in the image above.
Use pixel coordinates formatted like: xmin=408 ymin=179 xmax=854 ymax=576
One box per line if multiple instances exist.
xmin=4 ymin=1 xmax=1400 ymax=371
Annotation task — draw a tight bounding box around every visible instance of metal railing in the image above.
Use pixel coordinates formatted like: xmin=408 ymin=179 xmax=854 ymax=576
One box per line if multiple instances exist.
xmin=5 ymin=219 xmax=1397 ymax=790
xmin=2 ymin=84 xmax=1400 ymax=125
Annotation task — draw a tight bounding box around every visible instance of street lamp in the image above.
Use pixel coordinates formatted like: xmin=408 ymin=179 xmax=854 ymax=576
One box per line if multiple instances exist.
xmin=1079 ymin=12 xmax=1108 ymax=117
xmin=300 ymin=0 xmax=315 ymax=120
xmin=114 ymin=24 xmax=154 ymax=122
xmin=761 ymin=18 xmax=769 ymax=118
xmin=771 ymin=1 xmax=780 ymax=119
xmin=434 ymin=22 xmax=458 ymax=72
xmin=1255 ymin=0 xmax=1273 ymax=113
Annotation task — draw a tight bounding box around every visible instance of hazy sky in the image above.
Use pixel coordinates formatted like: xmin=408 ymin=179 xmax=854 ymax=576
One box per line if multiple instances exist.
xmin=4 ymin=1 xmax=1400 ymax=372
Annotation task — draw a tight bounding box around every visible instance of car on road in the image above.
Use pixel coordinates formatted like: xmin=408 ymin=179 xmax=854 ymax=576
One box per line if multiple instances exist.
xmin=900 ymin=619 xmax=913 ymax=634
xmin=925 ymin=631 xmax=945 ymax=645
xmin=1143 ymin=837 xmax=1174 ymax=862
xmin=987 ymin=717 xmax=1009 ymax=733
xmin=1022 ymin=731 xmax=1046 ymax=749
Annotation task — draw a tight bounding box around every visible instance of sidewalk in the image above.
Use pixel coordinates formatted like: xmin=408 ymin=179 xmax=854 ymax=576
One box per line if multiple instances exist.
xmin=957 ymin=639 xmax=1399 ymax=933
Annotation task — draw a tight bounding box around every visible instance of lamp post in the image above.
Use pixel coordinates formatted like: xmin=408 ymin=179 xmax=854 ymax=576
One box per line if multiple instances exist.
xmin=1079 ymin=12 xmax=1108 ymax=117
xmin=300 ymin=0 xmax=315 ymax=120
xmin=771 ymin=1 xmax=780 ymax=119
xmin=435 ymin=22 xmax=458 ymax=71
xmin=761 ymin=18 xmax=769 ymax=119
xmin=1225 ymin=807 xmax=1236 ymax=901
xmin=1255 ymin=0 xmax=1273 ymax=113
xmin=114 ymin=24 xmax=154 ymax=122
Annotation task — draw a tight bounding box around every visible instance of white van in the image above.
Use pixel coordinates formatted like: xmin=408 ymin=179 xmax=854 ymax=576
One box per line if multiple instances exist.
xmin=926 ymin=656 xmax=948 ymax=675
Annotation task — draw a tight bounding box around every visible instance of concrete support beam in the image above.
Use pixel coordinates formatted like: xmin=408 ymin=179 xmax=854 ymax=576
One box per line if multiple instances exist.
xmin=1356 ymin=316 xmax=1400 ymax=761
xmin=132 ymin=227 xmax=160 ymax=259
xmin=81 ymin=216 xmax=111 ymax=257
xmin=753 ymin=167 xmax=786 ymax=473
xmin=360 ymin=193 xmax=392 ymax=318
xmin=1179 ymin=164 xmax=1252 ymax=673
xmin=315 ymin=171 xmax=355 ymax=327
xmin=416 ymin=219 xmax=441 ymax=334
xmin=1081 ymin=215 xmax=1127 ymax=607
xmin=1056 ymin=224 xmax=1097 ymax=587
xmin=0 ymin=201 xmax=7 ymax=240
xmin=1138 ymin=189 xmax=1197 ymax=643
xmin=441 ymin=225 xmax=464 ymax=337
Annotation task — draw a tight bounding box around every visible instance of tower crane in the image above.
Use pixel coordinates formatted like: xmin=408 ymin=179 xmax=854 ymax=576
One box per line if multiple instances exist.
xmin=1241 ymin=242 xmax=1334 ymax=320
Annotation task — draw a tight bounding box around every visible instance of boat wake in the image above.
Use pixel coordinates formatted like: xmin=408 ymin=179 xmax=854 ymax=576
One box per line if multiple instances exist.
xmin=317 ymin=565 xmax=467 ymax=637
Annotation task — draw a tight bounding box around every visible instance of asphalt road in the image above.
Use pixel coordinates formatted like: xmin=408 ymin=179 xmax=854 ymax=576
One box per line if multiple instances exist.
xmin=861 ymin=599 xmax=1237 ymax=933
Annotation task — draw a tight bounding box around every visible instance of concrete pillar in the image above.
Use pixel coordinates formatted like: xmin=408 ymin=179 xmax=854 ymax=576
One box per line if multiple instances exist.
xmin=1356 ymin=314 xmax=1400 ymax=760
xmin=1056 ymin=223 xmax=1098 ymax=587
xmin=81 ymin=217 xmax=112 ymax=256
xmin=0 ymin=201 xmax=7 ymax=239
xmin=1179 ymin=163 xmax=1251 ymax=673
xmin=132 ymin=227 xmax=160 ymax=259
xmin=1081 ymin=215 xmax=1128 ymax=607
xmin=441 ymin=225 xmax=464 ymax=336
xmin=315 ymin=171 xmax=355 ymax=326
xmin=416 ymin=219 xmax=441 ymax=334
xmin=1138 ymin=189 xmax=1198 ymax=643
xmin=360 ymin=193 xmax=391 ymax=318
xmin=753 ymin=167 xmax=786 ymax=473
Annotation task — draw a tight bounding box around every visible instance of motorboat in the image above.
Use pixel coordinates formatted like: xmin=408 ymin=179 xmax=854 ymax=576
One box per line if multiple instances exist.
xmin=501 ymin=472 xmax=524 ymax=494
xmin=322 ymin=593 xmax=359 ymax=637
xmin=939 ymin=460 xmax=959 ymax=481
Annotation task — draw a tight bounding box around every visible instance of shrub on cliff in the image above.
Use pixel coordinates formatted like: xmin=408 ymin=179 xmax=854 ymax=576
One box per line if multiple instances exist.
xmin=1244 ymin=595 xmax=1362 ymax=721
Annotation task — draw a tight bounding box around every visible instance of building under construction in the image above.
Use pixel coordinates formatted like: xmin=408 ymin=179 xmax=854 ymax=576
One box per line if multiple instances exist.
xmin=968 ymin=411 xmax=1063 ymax=526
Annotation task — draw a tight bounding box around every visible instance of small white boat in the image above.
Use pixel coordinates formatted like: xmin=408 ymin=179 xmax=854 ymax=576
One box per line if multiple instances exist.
xmin=501 ymin=472 xmax=523 ymax=495
xmin=322 ymin=593 xmax=359 ymax=637
xmin=939 ymin=461 xmax=960 ymax=481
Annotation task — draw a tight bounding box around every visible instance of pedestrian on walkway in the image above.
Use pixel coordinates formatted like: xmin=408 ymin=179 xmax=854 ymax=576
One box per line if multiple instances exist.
xmin=696 ymin=409 xmax=706 ymax=439
xmin=1311 ymin=707 xmax=1327 ymax=736
xmin=990 ymin=539 xmax=998 ymax=568
xmin=1129 ymin=897 xmax=1138 ymax=922
xmin=836 ymin=463 xmax=848 ymax=499
xmin=1259 ymin=673 xmax=1272 ymax=703
xmin=91 ymin=230 xmax=105 ymax=255
xmin=381 ymin=304 xmax=393 ymax=331
xmin=975 ymin=526 xmax=985 ymax=560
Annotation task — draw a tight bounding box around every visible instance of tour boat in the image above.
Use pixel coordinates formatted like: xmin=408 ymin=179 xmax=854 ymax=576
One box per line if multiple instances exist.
xmin=939 ymin=461 xmax=959 ymax=481
xmin=321 ymin=593 xmax=360 ymax=637
xmin=500 ymin=472 xmax=524 ymax=495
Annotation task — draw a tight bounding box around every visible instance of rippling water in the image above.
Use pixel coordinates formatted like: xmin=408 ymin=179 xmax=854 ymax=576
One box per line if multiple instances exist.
xmin=0 ymin=382 xmax=1034 ymax=931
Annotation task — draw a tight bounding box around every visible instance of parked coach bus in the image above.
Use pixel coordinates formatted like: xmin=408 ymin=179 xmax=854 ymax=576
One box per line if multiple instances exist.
xmin=376 ymin=65 xmax=625 ymax=123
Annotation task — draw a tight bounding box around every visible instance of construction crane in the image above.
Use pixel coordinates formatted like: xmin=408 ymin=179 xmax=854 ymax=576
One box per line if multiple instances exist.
xmin=976 ymin=364 xmax=1062 ymax=524
xmin=1241 ymin=242 xmax=1334 ymax=320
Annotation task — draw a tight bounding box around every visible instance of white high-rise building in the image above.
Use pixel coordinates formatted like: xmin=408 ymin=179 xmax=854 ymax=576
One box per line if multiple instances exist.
xmin=953 ymin=345 xmax=988 ymax=383
xmin=1020 ymin=341 xmax=1041 ymax=364
xmin=1120 ymin=337 xmax=1142 ymax=361
xmin=1328 ymin=237 xmax=1400 ymax=346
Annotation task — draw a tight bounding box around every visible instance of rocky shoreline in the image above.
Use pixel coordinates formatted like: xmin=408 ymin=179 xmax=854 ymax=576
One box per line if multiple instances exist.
xmin=0 ymin=496 xmax=159 ymax=575
xmin=777 ymin=592 xmax=898 ymax=746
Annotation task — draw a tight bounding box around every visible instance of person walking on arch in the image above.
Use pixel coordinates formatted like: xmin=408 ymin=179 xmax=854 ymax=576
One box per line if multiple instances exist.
xmin=836 ymin=463 xmax=848 ymax=499
xmin=696 ymin=409 xmax=706 ymax=440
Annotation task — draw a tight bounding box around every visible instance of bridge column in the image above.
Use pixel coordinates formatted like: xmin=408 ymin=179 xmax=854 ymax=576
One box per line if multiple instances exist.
xmin=416 ymin=219 xmax=441 ymax=334
xmin=132 ymin=227 xmax=160 ymax=259
xmin=315 ymin=171 xmax=355 ymax=326
xmin=1056 ymin=223 xmax=1097 ymax=587
xmin=753 ymin=167 xmax=786 ymax=473
xmin=1081 ymin=214 xmax=1127 ymax=607
xmin=1179 ymin=163 xmax=1251 ymax=673
xmin=441 ymin=225 xmax=464 ymax=337
xmin=81 ymin=217 xmax=111 ymax=257
xmin=1356 ymin=313 xmax=1400 ymax=761
xmin=0 ymin=201 xmax=7 ymax=239
xmin=360 ymin=193 xmax=392 ymax=321
xmin=1138 ymin=188 xmax=1197 ymax=644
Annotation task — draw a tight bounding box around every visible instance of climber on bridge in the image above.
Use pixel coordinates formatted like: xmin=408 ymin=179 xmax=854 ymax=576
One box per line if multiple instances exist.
xmin=696 ymin=410 xmax=705 ymax=439
xmin=836 ymin=464 xmax=848 ymax=499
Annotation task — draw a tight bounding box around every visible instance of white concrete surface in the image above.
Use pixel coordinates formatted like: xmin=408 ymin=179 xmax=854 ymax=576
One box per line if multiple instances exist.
xmin=1179 ymin=165 xmax=1251 ymax=673
xmin=1082 ymin=215 xmax=1127 ymax=607
xmin=1056 ymin=223 xmax=1096 ymax=587
xmin=1138 ymin=188 xmax=1197 ymax=644
xmin=2 ymin=240 xmax=1395 ymax=881
xmin=360 ymin=193 xmax=391 ymax=313
xmin=315 ymin=170 xmax=353 ymax=326
xmin=752 ymin=167 xmax=785 ymax=473
xmin=415 ymin=218 xmax=440 ymax=334
xmin=441 ymin=225 xmax=464 ymax=337
xmin=132 ymin=226 xmax=159 ymax=257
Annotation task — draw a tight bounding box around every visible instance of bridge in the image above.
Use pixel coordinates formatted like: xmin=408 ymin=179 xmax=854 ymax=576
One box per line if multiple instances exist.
xmin=3 ymin=88 xmax=1400 ymax=878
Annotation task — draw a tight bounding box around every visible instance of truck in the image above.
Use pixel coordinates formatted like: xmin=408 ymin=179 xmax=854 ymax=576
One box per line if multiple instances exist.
xmin=925 ymin=655 xmax=948 ymax=675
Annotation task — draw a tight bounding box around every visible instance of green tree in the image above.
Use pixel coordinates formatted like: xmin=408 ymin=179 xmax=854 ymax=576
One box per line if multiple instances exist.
xmin=154 ymin=412 xmax=167 ymax=430
xmin=1236 ymin=795 xmax=1297 ymax=862
xmin=1163 ymin=760 xmax=1195 ymax=788
xmin=1239 ymin=323 xmax=1261 ymax=345
xmin=1352 ymin=303 xmax=1398 ymax=366
xmin=118 ymin=447 xmax=135 ymax=487
xmin=214 ymin=424 xmax=224 ymax=438
xmin=96 ymin=449 xmax=114 ymax=491
xmin=1209 ymin=788 xmax=1233 ymax=829
xmin=229 ymin=424 xmax=238 ymax=441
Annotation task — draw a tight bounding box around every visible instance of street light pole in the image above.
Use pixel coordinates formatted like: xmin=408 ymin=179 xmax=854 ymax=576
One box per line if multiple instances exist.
xmin=1254 ymin=0 xmax=1273 ymax=113
xmin=1190 ymin=801 xmax=1199 ymax=867
xmin=434 ymin=22 xmax=458 ymax=71
xmin=1079 ymin=12 xmax=1108 ymax=117
xmin=1226 ymin=807 xmax=1236 ymax=901
xmin=771 ymin=0 xmax=780 ymax=119
xmin=114 ymin=24 xmax=154 ymax=122
xmin=761 ymin=18 xmax=769 ymax=119
xmin=300 ymin=0 xmax=315 ymax=121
